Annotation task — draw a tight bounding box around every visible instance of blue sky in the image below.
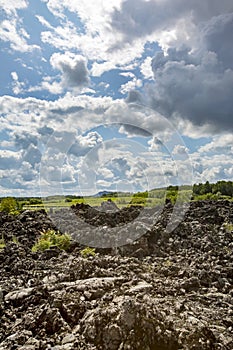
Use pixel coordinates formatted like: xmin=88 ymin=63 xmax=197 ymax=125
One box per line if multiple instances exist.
xmin=0 ymin=0 xmax=233 ymax=196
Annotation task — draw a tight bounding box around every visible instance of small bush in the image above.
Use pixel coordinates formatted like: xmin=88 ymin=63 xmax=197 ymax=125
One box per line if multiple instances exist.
xmin=65 ymin=198 xmax=72 ymax=202
xmin=223 ymin=222 xmax=233 ymax=232
xmin=32 ymin=239 xmax=51 ymax=252
xmin=129 ymin=197 xmax=146 ymax=206
xmin=80 ymin=247 xmax=96 ymax=258
xmin=0 ymin=197 xmax=19 ymax=214
xmin=56 ymin=234 xmax=71 ymax=251
xmin=32 ymin=229 xmax=71 ymax=252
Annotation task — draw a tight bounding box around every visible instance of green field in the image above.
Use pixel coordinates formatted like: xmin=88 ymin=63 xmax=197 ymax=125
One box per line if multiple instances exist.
xmin=2 ymin=181 xmax=233 ymax=213
xmin=21 ymin=188 xmax=194 ymax=211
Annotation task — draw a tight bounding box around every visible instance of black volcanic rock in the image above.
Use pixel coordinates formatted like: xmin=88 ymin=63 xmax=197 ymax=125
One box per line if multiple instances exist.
xmin=0 ymin=200 xmax=232 ymax=349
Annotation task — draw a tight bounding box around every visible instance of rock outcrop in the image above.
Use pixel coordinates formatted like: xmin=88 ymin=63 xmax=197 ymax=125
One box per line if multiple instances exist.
xmin=0 ymin=200 xmax=232 ymax=349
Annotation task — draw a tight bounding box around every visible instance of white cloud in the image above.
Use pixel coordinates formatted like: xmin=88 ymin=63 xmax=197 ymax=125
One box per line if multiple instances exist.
xmin=29 ymin=53 xmax=90 ymax=94
xmin=0 ymin=19 xmax=40 ymax=52
xmin=50 ymin=52 xmax=90 ymax=89
xmin=91 ymin=62 xmax=116 ymax=77
xmin=0 ymin=1 xmax=40 ymax=53
xmin=97 ymin=167 xmax=114 ymax=179
xmin=172 ymin=145 xmax=189 ymax=155
xmin=119 ymin=72 xmax=135 ymax=78
xmin=36 ymin=15 xmax=53 ymax=29
xmin=0 ymin=92 xmax=232 ymax=194
xmin=0 ymin=0 xmax=28 ymax=15
xmin=11 ymin=71 xmax=25 ymax=95
xmin=198 ymin=134 xmax=233 ymax=153
xmin=39 ymin=0 xmax=147 ymax=71
xmin=40 ymin=80 xmax=63 ymax=95
xmin=140 ymin=57 xmax=153 ymax=80
xmin=120 ymin=77 xmax=142 ymax=95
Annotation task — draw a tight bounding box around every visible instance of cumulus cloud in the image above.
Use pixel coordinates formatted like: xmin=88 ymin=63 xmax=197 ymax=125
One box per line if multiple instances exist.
xmin=172 ymin=145 xmax=189 ymax=155
xmin=11 ymin=72 xmax=25 ymax=95
xmin=0 ymin=1 xmax=40 ymax=52
xmin=109 ymin=1 xmax=233 ymax=132
xmin=150 ymin=47 xmax=233 ymax=131
xmin=50 ymin=52 xmax=90 ymax=88
xmin=69 ymin=132 xmax=103 ymax=157
xmin=0 ymin=150 xmax=21 ymax=170
xmin=91 ymin=62 xmax=116 ymax=77
xmin=111 ymin=0 xmax=233 ymax=43
xmin=13 ymin=132 xmax=38 ymax=149
xmin=0 ymin=18 xmax=40 ymax=52
xmin=0 ymin=92 xmax=231 ymax=194
xmin=198 ymin=134 xmax=233 ymax=154
xmin=120 ymin=76 xmax=142 ymax=95
xmin=0 ymin=0 xmax=28 ymax=15
xmin=23 ymin=145 xmax=42 ymax=167
xmin=30 ymin=53 xmax=90 ymax=94
xmin=39 ymin=0 xmax=146 ymax=70
xmin=140 ymin=57 xmax=153 ymax=80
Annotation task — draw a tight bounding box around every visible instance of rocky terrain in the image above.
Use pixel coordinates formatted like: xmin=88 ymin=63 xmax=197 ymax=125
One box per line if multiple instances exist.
xmin=0 ymin=200 xmax=233 ymax=349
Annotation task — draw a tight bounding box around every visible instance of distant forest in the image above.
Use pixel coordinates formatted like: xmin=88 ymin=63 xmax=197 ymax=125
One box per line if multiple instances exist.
xmin=193 ymin=180 xmax=233 ymax=197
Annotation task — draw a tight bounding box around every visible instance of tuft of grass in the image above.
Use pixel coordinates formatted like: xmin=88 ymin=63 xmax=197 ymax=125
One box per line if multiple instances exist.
xmin=80 ymin=247 xmax=96 ymax=258
xmin=32 ymin=229 xmax=71 ymax=252
xmin=12 ymin=236 xmax=19 ymax=245
xmin=223 ymin=222 xmax=233 ymax=232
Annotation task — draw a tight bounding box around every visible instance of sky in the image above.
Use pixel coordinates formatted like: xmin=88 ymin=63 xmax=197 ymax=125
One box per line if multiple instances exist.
xmin=0 ymin=0 xmax=233 ymax=196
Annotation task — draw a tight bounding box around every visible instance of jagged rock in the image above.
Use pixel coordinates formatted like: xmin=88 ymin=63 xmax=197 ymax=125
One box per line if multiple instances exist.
xmin=0 ymin=200 xmax=233 ymax=349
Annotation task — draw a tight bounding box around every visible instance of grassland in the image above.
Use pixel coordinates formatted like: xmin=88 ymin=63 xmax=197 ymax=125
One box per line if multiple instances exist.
xmin=21 ymin=188 xmax=193 ymax=211
xmin=3 ymin=181 xmax=233 ymax=213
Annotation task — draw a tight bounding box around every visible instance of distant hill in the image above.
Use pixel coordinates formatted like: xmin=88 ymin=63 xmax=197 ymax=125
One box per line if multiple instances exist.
xmin=93 ymin=191 xmax=116 ymax=197
xmin=93 ymin=191 xmax=131 ymax=198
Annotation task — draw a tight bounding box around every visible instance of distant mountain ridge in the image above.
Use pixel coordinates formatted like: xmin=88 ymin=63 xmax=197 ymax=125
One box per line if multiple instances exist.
xmin=93 ymin=191 xmax=116 ymax=197
xmin=93 ymin=190 xmax=131 ymax=197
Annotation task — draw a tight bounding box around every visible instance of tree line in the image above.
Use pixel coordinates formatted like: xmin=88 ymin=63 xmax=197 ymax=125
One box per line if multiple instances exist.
xmin=193 ymin=180 xmax=233 ymax=197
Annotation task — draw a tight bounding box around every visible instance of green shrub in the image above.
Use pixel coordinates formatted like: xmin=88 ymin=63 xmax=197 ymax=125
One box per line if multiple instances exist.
xmin=129 ymin=197 xmax=146 ymax=206
xmin=56 ymin=234 xmax=71 ymax=251
xmin=32 ymin=229 xmax=71 ymax=252
xmin=223 ymin=222 xmax=233 ymax=232
xmin=0 ymin=197 xmax=19 ymax=214
xmin=80 ymin=247 xmax=96 ymax=258
xmin=65 ymin=198 xmax=72 ymax=202
xmin=29 ymin=198 xmax=42 ymax=205
xmin=32 ymin=239 xmax=51 ymax=252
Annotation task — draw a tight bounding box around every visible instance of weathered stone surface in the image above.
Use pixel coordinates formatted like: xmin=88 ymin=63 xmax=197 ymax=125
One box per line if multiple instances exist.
xmin=0 ymin=200 xmax=233 ymax=349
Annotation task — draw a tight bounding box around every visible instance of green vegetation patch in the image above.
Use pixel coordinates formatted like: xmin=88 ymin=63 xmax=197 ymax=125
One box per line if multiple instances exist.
xmin=80 ymin=247 xmax=96 ymax=258
xmin=32 ymin=229 xmax=71 ymax=252
xmin=0 ymin=197 xmax=20 ymax=214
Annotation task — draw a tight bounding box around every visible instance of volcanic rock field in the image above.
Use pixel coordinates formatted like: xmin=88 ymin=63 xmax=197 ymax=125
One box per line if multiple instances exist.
xmin=0 ymin=200 xmax=233 ymax=349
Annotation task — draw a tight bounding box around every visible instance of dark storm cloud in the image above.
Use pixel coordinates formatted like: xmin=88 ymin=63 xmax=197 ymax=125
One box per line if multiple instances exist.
xmin=202 ymin=12 xmax=233 ymax=70
xmin=150 ymin=12 xmax=233 ymax=131
xmin=111 ymin=0 xmax=233 ymax=41
xmin=111 ymin=0 xmax=233 ymax=132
